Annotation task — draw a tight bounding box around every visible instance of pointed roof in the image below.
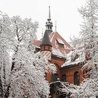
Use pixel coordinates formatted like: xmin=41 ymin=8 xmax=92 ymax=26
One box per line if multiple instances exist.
xmin=40 ymin=30 xmax=52 ymax=46
xmin=49 ymin=32 xmax=72 ymax=57
xmin=35 ymin=32 xmax=72 ymax=57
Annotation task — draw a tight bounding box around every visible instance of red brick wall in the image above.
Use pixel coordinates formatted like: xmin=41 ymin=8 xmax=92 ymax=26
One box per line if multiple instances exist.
xmin=61 ymin=64 xmax=84 ymax=85
xmin=46 ymin=56 xmax=85 ymax=85
xmin=46 ymin=55 xmax=66 ymax=82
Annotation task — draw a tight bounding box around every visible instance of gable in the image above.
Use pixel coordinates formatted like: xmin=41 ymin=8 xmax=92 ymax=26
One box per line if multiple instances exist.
xmin=50 ymin=32 xmax=72 ymax=49
xmin=49 ymin=32 xmax=72 ymax=58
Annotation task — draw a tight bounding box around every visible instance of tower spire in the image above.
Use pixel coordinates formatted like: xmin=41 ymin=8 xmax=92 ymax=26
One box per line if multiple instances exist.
xmin=48 ymin=6 xmax=51 ymax=21
xmin=45 ymin=6 xmax=53 ymax=34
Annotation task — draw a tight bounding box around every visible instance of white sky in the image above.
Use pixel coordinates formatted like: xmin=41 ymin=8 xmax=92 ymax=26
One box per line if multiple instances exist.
xmin=0 ymin=0 xmax=86 ymax=42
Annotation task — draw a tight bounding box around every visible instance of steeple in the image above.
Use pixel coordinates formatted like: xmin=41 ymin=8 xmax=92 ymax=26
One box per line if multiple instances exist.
xmin=45 ymin=6 xmax=53 ymax=34
xmin=40 ymin=30 xmax=52 ymax=47
xmin=40 ymin=30 xmax=52 ymax=60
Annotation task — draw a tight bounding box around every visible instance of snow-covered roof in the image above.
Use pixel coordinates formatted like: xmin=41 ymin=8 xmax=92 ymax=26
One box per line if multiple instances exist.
xmin=52 ymin=47 xmax=66 ymax=58
xmin=62 ymin=48 xmax=85 ymax=67
xmin=34 ymin=32 xmax=72 ymax=58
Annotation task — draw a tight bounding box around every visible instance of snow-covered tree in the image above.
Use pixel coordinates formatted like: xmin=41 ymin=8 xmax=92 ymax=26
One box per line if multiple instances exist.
xmin=0 ymin=12 xmax=56 ymax=98
xmin=0 ymin=12 xmax=12 ymax=98
xmin=8 ymin=46 xmax=54 ymax=98
xmin=71 ymin=0 xmax=98 ymax=97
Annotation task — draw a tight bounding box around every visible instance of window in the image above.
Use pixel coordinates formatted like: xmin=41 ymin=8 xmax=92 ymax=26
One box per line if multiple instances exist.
xmin=41 ymin=46 xmax=45 ymax=50
xmin=56 ymin=39 xmax=64 ymax=48
xmin=61 ymin=74 xmax=66 ymax=82
xmin=58 ymin=43 xmax=64 ymax=48
xmin=44 ymin=46 xmax=49 ymax=50
xmin=74 ymin=72 xmax=80 ymax=85
xmin=52 ymin=73 xmax=58 ymax=82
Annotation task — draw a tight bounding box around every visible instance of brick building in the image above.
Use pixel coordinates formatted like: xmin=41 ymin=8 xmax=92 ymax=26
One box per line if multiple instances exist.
xmin=34 ymin=6 xmax=87 ymax=98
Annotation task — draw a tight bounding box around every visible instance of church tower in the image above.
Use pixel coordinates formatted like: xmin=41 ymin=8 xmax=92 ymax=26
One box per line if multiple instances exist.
xmin=40 ymin=6 xmax=52 ymax=60
xmin=40 ymin=30 xmax=52 ymax=60
xmin=45 ymin=6 xmax=53 ymax=34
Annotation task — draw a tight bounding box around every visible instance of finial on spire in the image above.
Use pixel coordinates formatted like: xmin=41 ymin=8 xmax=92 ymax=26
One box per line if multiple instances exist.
xmin=55 ymin=21 xmax=57 ymax=32
xmin=48 ymin=6 xmax=51 ymax=21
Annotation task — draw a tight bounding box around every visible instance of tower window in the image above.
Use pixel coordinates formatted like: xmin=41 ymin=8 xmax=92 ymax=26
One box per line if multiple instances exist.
xmin=44 ymin=46 xmax=49 ymax=50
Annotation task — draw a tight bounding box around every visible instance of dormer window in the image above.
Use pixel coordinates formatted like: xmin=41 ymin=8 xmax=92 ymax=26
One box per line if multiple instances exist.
xmin=56 ymin=38 xmax=64 ymax=48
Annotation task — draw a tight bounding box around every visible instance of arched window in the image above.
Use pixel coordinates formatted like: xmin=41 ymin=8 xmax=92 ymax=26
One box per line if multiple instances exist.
xmin=61 ymin=74 xmax=66 ymax=82
xmin=74 ymin=71 xmax=80 ymax=85
xmin=52 ymin=73 xmax=58 ymax=82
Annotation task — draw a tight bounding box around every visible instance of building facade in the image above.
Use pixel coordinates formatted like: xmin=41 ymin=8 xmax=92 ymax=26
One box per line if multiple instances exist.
xmin=34 ymin=6 xmax=87 ymax=98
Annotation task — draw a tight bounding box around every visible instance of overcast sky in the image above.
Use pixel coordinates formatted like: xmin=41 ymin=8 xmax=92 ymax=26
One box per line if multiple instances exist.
xmin=0 ymin=0 xmax=86 ymax=42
